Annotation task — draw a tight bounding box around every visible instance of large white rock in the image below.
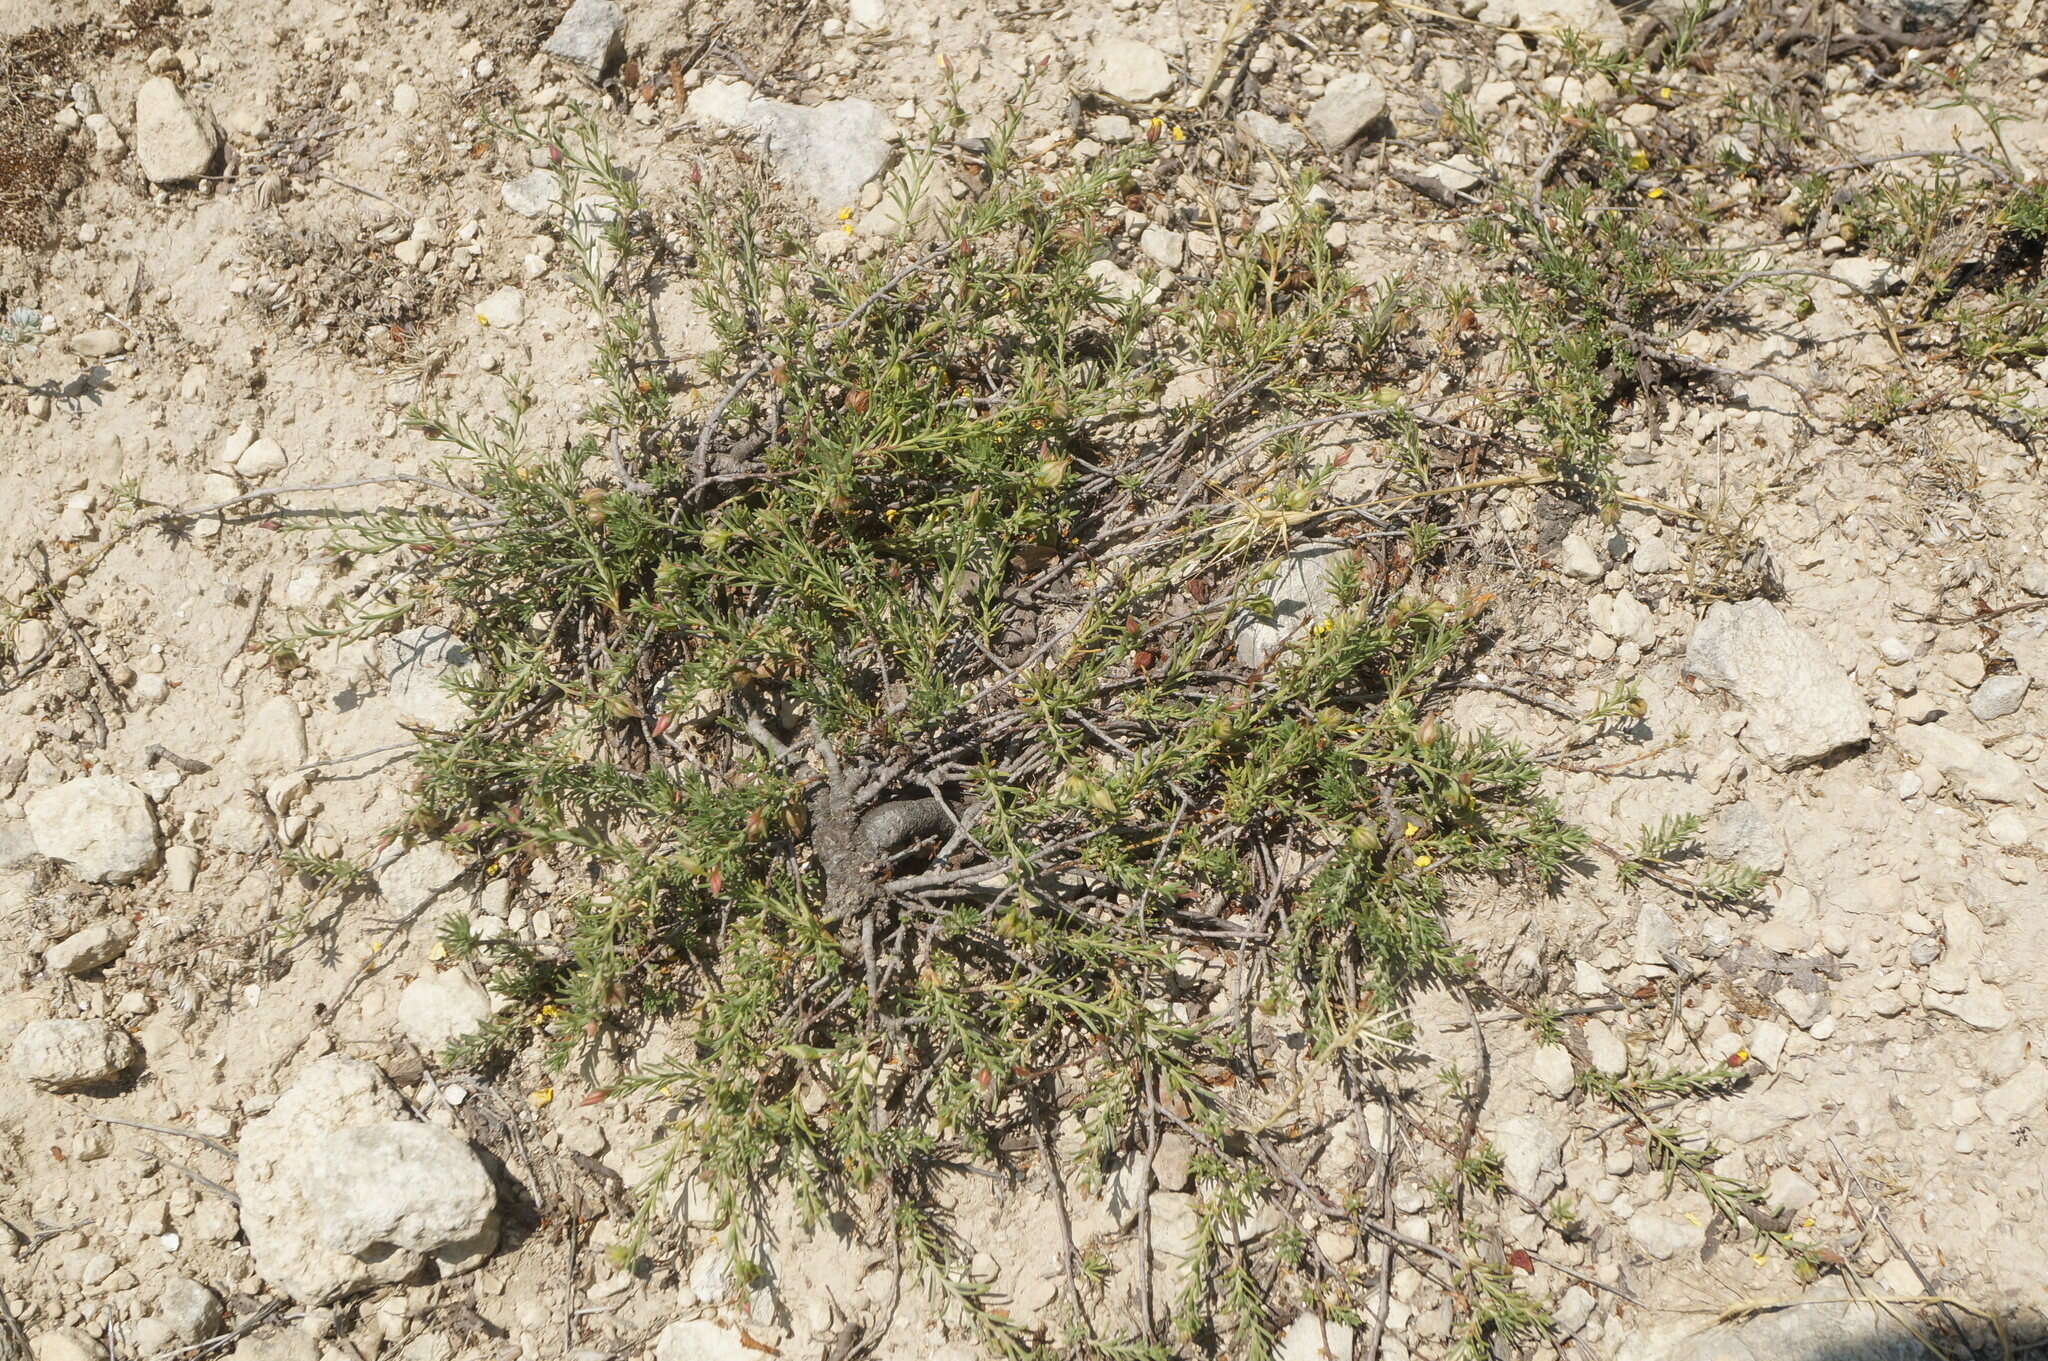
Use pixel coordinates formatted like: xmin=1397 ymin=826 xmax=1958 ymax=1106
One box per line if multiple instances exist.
xmin=133 ymin=77 xmax=221 ymax=183
xmin=396 ymin=970 xmax=495 ymax=1054
xmin=11 ymin=1018 xmax=140 ymax=1092
xmin=25 ymin=777 xmax=160 ymax=884
xmin=1683 ymin=601 xmax=1871 ymax=771
xmin=237 ymin=1057 xmax=499 ymax=1303
xmin=688 ymin=85 xmax=896 ymax=215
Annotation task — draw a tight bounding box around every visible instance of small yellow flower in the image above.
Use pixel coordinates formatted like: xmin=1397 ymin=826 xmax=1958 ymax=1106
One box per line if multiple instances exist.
xmin=429 ymin=941 xmax=447 ymax=962
xmin=369 ymin=938 xmax=384 ymax=952
xmin=1647 ymin=186 xmax=1665 ymax=199
xmin=1170 ymin=124 xmax=1187 ymax=143
xmin=1403 ymin=821 xmax=1420 ymax=839
xmin=529 ymin=1087 xmax=554 ymax=1108
xmin=1659 ymin=86 xmax=1674 ymax=100
xmin=1414 ymin=853 xmax=1434 ymax=868
xmin=1628 ymin=150 xmax=1650 ymax=171
xmin=837 ymin=206 xmax=854 ymax=221
xmin=475 ymin=313 xmax=490 ymax=327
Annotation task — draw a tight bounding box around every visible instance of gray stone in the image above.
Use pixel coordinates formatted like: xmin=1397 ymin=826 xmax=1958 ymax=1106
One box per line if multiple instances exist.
xmin=1152 ymin=1131 xmax=1195 ymax=1192
xmin=1745 ymin=1019 xmax=1789 ymax=1071
xmin=25 ymin=776 xmax=160 ymax=884
xmin=1830 ymin=256 xmax=1903 ymax=295
xmin=1090 ymin=113 xmax=1135 ymax=143
xmin=1987 ymin=810 xmax=2029 ymax=847
xmin=236 ymin=437 xmax=288 ymax=480
xmin=1626 ymin=1287 xmax=1924 ymax=1361
xmin=540 ymin=0 xmax=625 ymax=82
xmin=757 ymin=100 xmax=895 ymax=214
xmin=1558 ymin=532 xmax=1604 ymax=582
xmin=29 ymin=1331 xmax=101 ymax=1361
xmin=1416 ymin=155 xmax=1485 ymax=197
xmin=379 ymin=627 xmax=478 ymax=729
xmin=1236 ymin=109 xmax=1307 ymax=155
xmin=2021 ymin=559 xmax=2048 ymax=597
xmin=234 ymin=694 xmax=310 ymax=777
xmin=1530 ymin=1045 xmax=1577 ymax=1099
xmin=1626 ymin=1207 xmax=1704 ymax=1261
xmin=1093 ymin=39 xmax=1176 ymax=103
xmin=858 ymin=798 xmax=948 ymax=855
xmin=1926 ymin=981 xmax=2013 ymax=1031
xmin=1773 ymin=986 xmax=1827 ymax=1031
xmin=1232 ymin=541 xmax=1350 ymax=668
xmin=655 ymin=1320 xmax=757 ymax=1361
xmin=1894 ymin=724 xmax=2029 ymax=802
xmin=0 ymin=816 xmax=36 ymax=869
xmin=396 ymin=970 xmax=495 ymax=1054
xmin=1104 ymin=1153 xmax=1150 ymax=1231
xmin=1683 ymin=600 xmax=1871 ymax=771
xmin=44 ymin=918 xmax=137 ymax=976
xmin=1631 ymin=535 xmax=1673 ymax=574
xmin=293 ymin=1125 xmax=498 ymax=1258
xmin=224 ymin=1334 xmax=321 ymax=1361
xmin=1138 ymin=223 xmax=1185 ymax=269
xmin=68 ymin=328 xmax=126 ymax=358
xmin=238 ymin=1057 xmax=500 ymax=1303
xmin=373 ymin=842 xmax=467 ymax=914
xmin=1769 ymin=1170 xmax=1818 ymax=1219
xmin=1590 ymin=589 xmax=1654 ymax=645
xmin=1277 ymin=1315 xmax=1355 ymax=1361
xmin=1983 ymin=1063 xmax=2048 ymax=1124
xmin=1632 ymin=903 xmax=1685 ymax=969
xmin=1583 ymin=1018 xmax=1628 ymax=1076
xmin=133 ymin=77 xmax=221 ymax=183
xmin=1892 ymin=0 xmax=1971 ymax=21
xmin=155 ymin=1277 xmax=225 ymax=1345
xmin=1969 ymin=674 xmax=2029 ymax=721
xmin=1515 ymin=0 xmax=1627 ymax=43
xmin=1304 ymin=73 xmax=1388 ymax=148
xmin=133 ymin=1320 xmax=187 ymax=1354
xmin=11 ymin=1018 xmax=140 ymax=1092
xmin=1495 ymin=1114 xmax=1564 ymax=1201
xmin=501 ymin=171 xmax=562 ymax=218
xmin=1699 ymin=800 xmax=1785 ymax=873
